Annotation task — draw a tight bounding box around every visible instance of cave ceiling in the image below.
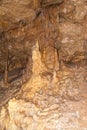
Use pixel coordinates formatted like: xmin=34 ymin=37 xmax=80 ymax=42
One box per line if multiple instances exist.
xmin=0 ymin=0 xmax=38 ymax=72
xmin=0 ymin=0 xmax=64 ymax=72
xmin=0 ymin=0 xmax=87 ymax=73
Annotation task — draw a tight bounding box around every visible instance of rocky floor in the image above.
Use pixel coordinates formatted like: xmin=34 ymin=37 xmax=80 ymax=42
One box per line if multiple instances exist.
xmin=0 ymin=65 xmax=87 ymax=130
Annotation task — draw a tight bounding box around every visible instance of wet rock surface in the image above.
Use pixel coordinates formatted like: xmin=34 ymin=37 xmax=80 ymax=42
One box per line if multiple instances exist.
xmin=0 ymin=0 xmax=87 ymax=130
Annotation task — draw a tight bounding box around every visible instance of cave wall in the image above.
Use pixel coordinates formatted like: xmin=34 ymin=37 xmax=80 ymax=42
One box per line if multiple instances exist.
xmin=0 ymin=0 xmax=87 ymax=130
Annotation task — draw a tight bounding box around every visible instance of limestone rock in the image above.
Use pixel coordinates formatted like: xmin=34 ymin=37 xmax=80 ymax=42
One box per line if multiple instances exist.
xmin=0 ymin=0 xmax=87 ymax=130
xmin=21 ymin=41 xmax=48 ymax=100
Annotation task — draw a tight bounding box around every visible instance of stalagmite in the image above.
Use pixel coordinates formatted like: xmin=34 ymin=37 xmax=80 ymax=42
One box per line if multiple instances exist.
xmin=21 ymin=41 xmax=48 ymax=100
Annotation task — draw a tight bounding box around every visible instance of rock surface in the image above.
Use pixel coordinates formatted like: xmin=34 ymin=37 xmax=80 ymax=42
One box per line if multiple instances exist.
xmin=0 ymin=0 xmax=87 ymax=130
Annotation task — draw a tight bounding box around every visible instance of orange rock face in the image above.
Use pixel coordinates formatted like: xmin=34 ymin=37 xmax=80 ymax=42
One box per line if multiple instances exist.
xmin=0 ymin=0 xmax=87 ymax=130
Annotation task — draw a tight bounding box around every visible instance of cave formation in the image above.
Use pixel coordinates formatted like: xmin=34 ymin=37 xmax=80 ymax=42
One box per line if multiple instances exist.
xmin=0 ymin=0 xmax=87 ymax=130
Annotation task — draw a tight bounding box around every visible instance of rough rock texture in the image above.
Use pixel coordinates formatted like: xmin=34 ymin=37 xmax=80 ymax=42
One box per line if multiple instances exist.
xmin=0 ymin=41 xmax=86 ymax=129
xmin=0 ymin=65 xmax=87 ymax=130
xmin=0 ymin=0 xmax=87 ymax=130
